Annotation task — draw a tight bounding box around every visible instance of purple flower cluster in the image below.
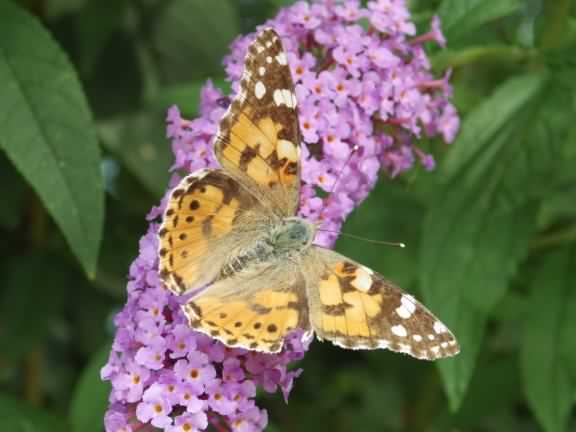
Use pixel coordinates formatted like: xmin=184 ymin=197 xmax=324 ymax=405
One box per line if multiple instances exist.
xmin=102 ymin=1 xmax=459 ymax=431
xmin=102 ymin=225 xmax=309 ymax=431
xmin=170 ymin=0 xmax=458 ymax=246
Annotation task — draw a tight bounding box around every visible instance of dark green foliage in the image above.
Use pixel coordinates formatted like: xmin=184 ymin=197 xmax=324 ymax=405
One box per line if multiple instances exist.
xmin=0 ymin=0 xmax=575 ymax=431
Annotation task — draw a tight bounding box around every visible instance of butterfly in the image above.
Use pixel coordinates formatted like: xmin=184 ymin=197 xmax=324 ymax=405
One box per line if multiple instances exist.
xmin=158 ymin=28 xmax=459 ymax=360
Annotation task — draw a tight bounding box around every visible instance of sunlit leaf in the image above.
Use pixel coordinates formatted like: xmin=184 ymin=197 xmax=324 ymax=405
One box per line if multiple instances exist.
xmin=419 ymin=74 xmax=547 ymax=409
xmin=0 ymin=1 xmax=103 ymax=276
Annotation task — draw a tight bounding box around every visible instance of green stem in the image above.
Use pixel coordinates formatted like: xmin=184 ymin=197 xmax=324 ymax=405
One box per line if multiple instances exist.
xmin=538 ymin=0 xmax=571 ymax=50
xmin=530 ymin=224 xmax=576 ymax=252
xmin=432 ymin=45 xmax=535 ymax=70
xmin=24 ymin=194 xmax=48 ymax=406
xmin=24 ymin=348 xmax=42 ymax=406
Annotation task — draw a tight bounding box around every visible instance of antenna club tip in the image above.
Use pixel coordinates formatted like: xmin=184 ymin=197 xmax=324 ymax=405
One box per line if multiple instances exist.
xmin=399 ymin=243 xmax=406 ymax=248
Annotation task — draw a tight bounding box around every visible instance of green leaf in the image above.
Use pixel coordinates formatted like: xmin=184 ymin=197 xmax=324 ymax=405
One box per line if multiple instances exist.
xmin=0 ymin=153 xmax=26 ymax=230
xmin=455 ymin=356 xmax=522 ymax=427
xmin=149 ymin=0 xmax=240 ymax=84
xmin=421 ymin=199 xmax=536 ymax=410
xmin=419 ymin=74 xmax=548 ymax=409
xmin=267 ymin=0 xmax=294 ymax=8
xmin=0 ymin=255 xmax=68 ymax=362
xmin=432 ymin=45 xmax=533 ymax=70
xmin=70 ymin=342 xmax=112 ymax=432
xmin=146 ymin=79 xmax=230 ymax=117
xmin=337 ymin=180 xmax=425 ymax=290
xmin=536 ymin=0 xmax=572 ymax=49
xmin=98 ymin=110 xmax=172 ymax=198
xmin=0 ymin=393 xmax=67 ymax=432
xmin=441 ymin=74 xmax=548 ymax=211
xmin=76 ymin=0 xmax=129 ymax=76
xmin=0 ymin=1 xmax=103 ymax=276
xmin=438 ymin=0 xmax=521 ymax=41
xmin=521 ymin=246 xmax=576 ymax=432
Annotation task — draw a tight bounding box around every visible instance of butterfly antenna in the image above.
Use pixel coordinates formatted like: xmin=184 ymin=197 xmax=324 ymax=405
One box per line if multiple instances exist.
xmin=315 ymin=146 xmax=405 ymax=249
xmin=317 ymin=145 xmax=359 ymax=221
xmin=328 ymin=144 xmax=359 ymax=198
xmin=317 ymin=228 xmax=406 ymax=248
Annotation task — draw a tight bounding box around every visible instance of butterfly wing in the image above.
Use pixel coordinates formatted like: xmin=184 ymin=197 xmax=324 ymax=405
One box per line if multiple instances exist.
xmin=181 ymin=265 xmax=310 ymax=353
xmin=158 ymin=169 xmax=273 ymax=294
xmin=214 ymin=28 xmax=301 ymax=217
xmin=304 ymin=248 xmax=460 ymax=360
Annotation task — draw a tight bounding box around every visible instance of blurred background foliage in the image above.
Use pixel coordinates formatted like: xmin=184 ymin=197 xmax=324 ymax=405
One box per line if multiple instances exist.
xmin=0 ymin=0 xmax=575 ymax=431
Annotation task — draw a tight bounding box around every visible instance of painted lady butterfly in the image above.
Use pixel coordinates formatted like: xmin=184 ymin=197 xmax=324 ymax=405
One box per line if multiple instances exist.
xmin=158 ymin=28 xmax=459 ymax=360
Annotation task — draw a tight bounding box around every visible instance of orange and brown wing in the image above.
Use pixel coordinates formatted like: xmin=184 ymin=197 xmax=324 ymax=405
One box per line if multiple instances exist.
xmin=182 ymin=268 xmax=310 ymax=353
xmin=306 ymin=248 xmax=460 ymax=360
xmin=158 ymin=169 xmax=267 ymax=295
xmin=215 ymin=28 xmax=301 ymax=217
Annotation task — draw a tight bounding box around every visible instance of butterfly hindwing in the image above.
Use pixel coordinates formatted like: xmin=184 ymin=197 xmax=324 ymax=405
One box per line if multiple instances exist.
xmin=214 ymin=28 xmax=301 ymax=217
xmin=182 ymin=266 xmax=310 ymax=353
xmin=306 ymin=248 xmax=460 ymax=360
xmin=158 ymin=169 xmax=270 ymax=295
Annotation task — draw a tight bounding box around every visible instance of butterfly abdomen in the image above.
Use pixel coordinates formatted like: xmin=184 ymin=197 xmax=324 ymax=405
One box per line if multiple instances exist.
xmin=218 ymin=217 xmax=315 ymax=279
xmin=220 ymin=241 xmax=275 ymax=278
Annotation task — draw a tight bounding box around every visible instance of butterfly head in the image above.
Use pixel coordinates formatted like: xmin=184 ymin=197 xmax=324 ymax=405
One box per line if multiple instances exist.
xmin=272 ymin=217 xmax=316 ymax=253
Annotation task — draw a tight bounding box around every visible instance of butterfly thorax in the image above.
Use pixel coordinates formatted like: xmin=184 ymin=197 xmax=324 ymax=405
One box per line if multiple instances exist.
xmin=220 ymin=217 xmax=315 ymax=279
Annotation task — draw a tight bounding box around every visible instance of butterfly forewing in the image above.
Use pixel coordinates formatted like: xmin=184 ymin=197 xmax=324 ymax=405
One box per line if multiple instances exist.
xmin=158 ymin=169 xmax=269 ymax=294
xmin=214 ymin=28 xmax=301 ymax=217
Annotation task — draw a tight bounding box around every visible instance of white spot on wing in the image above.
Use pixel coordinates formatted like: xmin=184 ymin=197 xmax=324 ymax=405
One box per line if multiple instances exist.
xmin=377 ymin=340 xmax=389 ymax=349
xmin=283 ymin=89 xmax=297 ymax=108
xmin=398 ymin=343 xmax=412 ymax=353
xmin=391 ymin=324 xmax=407 ymax=337
xmin=273 ymin=89 xmax=283 ymax=106
xmin=266 ymin=56 xmax=272 ymax=63
xmin=433 ymin=321 xmax=447 ymax=334
xmin=276 ymin=52 xmax=288 ymax=65
xmin=273 ymin=89 xmax=297 ymax=108
xmin=258 ymin=66 xmax=266 ymax=76
xmin=277 ymin=140 xmax=299 ymax=162
xmin=255 ymin=81 xmax=266 ymax=99
xmin=413 ymin=334 xmax=422 ymax=342
xmin=428 ymin=334 xmax=435 ymax=340
xmin=351 ymin=267 xmax=372 ymax=292
xmin=430 ymin=346 xmax=440 ymax=355
xmin=396 ymin=294 xmax=416 ymax=319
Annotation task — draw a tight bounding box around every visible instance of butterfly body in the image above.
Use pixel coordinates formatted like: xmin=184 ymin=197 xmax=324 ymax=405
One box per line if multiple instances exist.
xmin=219 ymin=216 xmax=314 ymax=279
xmin=158 ymin=28 xmax=459 ymax=359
